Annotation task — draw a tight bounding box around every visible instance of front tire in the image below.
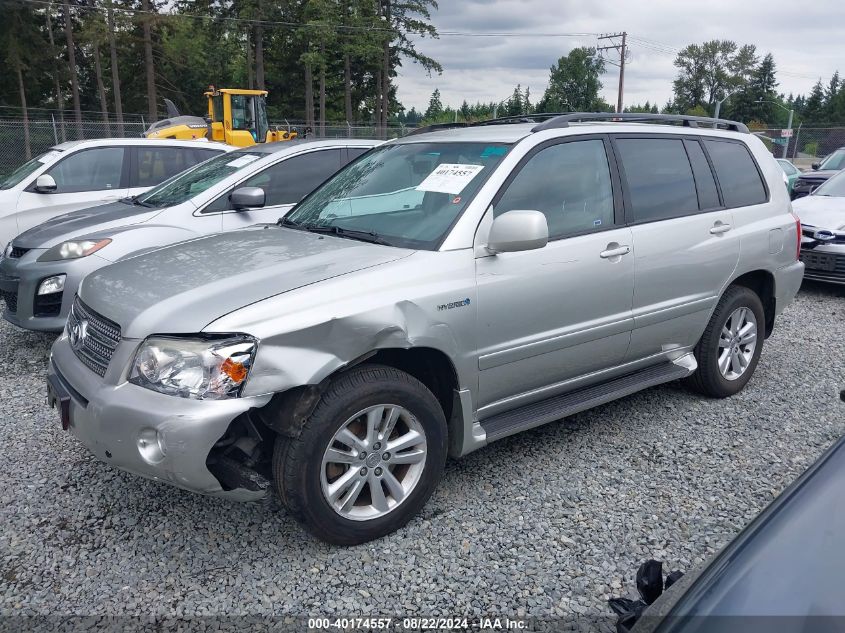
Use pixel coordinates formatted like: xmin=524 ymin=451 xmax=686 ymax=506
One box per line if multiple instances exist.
xmin=686 ymin=285 xmax=765 ymax=398
xmin=273 ymin=364 xmax=448 ymax=545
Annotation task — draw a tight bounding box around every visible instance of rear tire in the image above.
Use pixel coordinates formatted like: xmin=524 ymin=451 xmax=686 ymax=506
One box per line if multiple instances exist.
xmin=686 ymin=285 xmax=765 ymax=398
xmin=273 ymin=364 xmax=447 ymax=545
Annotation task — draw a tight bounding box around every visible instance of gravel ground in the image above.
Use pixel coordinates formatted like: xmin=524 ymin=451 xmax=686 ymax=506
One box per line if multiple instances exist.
xmin=1 ymin=281 xmax=844 ymax=627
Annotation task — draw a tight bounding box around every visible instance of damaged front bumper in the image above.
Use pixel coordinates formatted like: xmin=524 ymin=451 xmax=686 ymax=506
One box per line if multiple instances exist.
xmin=48 ymin=333 xmax=273 ymax=501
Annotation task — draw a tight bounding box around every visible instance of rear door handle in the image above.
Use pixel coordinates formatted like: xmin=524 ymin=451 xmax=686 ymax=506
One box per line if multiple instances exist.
xmin=710 ymin=222 xmax=732 ymax=235
xmin=600 ymin=245 xmax=630 ymax=258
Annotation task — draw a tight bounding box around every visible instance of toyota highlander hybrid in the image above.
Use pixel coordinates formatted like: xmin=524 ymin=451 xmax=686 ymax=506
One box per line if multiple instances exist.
xmin=0 ymin=139 xmax=378 ymax=331
xmin=46 ymin=113 xmax=804 ymax=545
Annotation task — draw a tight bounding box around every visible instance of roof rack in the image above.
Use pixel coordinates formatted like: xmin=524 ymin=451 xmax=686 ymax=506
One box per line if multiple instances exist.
xmin=405 ymin=113 xmax=571 ymax=137
xmin=531 ymin=112 xmax=749 ymax=134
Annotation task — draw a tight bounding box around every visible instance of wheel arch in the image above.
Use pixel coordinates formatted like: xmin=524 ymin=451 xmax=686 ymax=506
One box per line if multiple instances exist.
xmin=728 ymin=269 xmax=776 ymax=337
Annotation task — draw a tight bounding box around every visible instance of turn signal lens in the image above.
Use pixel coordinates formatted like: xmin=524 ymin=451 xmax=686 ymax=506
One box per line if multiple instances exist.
xmin=221 ymin=358 xmax=248 ymax=384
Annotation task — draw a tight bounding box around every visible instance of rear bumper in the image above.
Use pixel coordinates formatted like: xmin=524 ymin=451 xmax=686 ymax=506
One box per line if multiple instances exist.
xmin=774 ymin=260 xmax=805 ymax=313
xmin=49 ymin=334 xmax=273 ymax=501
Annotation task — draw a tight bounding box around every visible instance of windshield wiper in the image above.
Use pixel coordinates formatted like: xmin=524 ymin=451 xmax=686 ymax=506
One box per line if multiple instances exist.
xmin=299 ymin=223 xmax=393 ymax=246
xmin=121 ymin=195 xmax=154 ymax=207
xmin=277 ymin=216 xmax=305 ymax=229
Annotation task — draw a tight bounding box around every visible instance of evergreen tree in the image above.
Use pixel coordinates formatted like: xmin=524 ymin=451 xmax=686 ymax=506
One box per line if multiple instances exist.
xmin=424 ymin=88 xmax=443 ymax=120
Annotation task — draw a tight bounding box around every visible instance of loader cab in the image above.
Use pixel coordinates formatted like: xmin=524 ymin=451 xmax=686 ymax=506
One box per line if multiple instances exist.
xmin=206 ymin=88 xmax=281 ymax=147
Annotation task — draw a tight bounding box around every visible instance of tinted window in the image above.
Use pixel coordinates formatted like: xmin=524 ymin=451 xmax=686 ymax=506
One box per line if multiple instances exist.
xmin=253 ymin=149 xmax=342 ymax=206
xmin=704 ymin=140 xmax=767 ymax=208
xmin=685 ymin=140 xmax=721 ymax=210
xmin=134 ymin=147 xmax=208 ymax=188
xmin=616 ymin=138 xmax=698 ymax=222
xmin=777 ymin=159 xmax=797 ymax=176
xmin=46 ymin=147 xmax=125 ymax=193
xmin=495 ymin=140 xmax=614 ymax=239
xmin=347 ymin=147 xmax=371 ymax=162
xmin=819 ymin=149 xmax=845 ymax=171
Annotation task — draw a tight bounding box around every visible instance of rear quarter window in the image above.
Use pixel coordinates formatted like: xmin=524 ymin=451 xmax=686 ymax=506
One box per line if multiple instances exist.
xmin=703 ymin=140 xmax=767 ymax=208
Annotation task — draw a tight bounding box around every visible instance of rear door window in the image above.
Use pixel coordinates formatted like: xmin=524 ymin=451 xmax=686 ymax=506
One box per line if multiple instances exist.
xmin=616 ymin=137 xmax=699 ymax=223
xmin=45 ymin=147 xmax=126 ymax=193
xmin=704 ymin=140 xmax=767 ymax=208
xmin=132 ymin=146 xmax=210 ymax=188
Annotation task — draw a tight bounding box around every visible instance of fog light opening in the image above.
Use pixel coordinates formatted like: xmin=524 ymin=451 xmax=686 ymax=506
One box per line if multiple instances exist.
xmin=137 ymin=428 xmax=166 ymax=464
xmin=38 ymin=274 xmax=66 ymax=296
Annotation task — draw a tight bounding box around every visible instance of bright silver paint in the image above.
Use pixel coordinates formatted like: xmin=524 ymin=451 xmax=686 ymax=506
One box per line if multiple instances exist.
xmin=48 ymin=122 xmax=805 ymax=501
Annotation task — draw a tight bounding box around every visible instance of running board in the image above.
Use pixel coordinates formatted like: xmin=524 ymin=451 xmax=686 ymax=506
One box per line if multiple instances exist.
xmin=480 ymin=357 xmax=695 ymax=443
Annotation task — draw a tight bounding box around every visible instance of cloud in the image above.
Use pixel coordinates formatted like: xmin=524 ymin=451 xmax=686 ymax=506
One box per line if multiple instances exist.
xmin=395 ymin=0 xmax=844 ymax=113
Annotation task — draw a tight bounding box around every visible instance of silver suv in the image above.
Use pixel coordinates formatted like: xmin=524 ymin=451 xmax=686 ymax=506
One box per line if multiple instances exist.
xmin=47 ymin=114 xmax=805 ymax=545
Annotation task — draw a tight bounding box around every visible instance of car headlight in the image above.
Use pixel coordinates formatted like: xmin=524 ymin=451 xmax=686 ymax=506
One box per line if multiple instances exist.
xmin=37 ymin=238 xmax=112 ymax=262
xmin=128 ymin=335 xmax=257 ymax=400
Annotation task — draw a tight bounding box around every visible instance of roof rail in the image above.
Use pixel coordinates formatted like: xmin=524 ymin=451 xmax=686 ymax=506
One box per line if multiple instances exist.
xmin=531 ymin=112 xmax=749 ymax=134
xmin=404 ymin=122 xmax=469 ymax=136
xmin=469 ymin=113 xmax=571 ymax=126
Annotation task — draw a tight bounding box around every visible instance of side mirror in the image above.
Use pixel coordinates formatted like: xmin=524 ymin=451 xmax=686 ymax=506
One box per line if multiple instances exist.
xmin=486 ymin=210 xmax=549 ymax=254
xmin=812 ymin=163 xmax=820 ymax=170
xmin=35 ymin=174 xmax=57 ymax=193
xmin=230 ymin=187 xmax=265 ymax=210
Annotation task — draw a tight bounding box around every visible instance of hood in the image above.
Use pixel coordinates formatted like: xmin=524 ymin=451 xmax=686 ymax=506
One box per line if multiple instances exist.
xmin=792 ymin=195 xmax=845 ymax=230
xmin=79 ymin=225 xmax=413 ymax=338
xmin=12 ymin=201 xmax=162 ymax=249
xmin=798 ymin=170 xmax=839 ymax=181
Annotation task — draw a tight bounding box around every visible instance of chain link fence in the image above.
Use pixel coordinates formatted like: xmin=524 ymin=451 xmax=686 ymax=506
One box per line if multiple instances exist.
xmin=755 ymin=127 xmax=845 ymax=168
xmin=0 ymin=114 xmax=414 ymax=178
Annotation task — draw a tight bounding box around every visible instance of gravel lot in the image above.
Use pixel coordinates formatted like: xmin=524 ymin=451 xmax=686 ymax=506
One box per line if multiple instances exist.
xmin=1 ymin=281 xmax=844 ymax=626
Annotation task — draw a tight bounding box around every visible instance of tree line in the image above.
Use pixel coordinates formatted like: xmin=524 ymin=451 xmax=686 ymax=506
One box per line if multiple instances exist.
xmin=0 ymin=0 xmax=441 ymax=135
xmin=418 ymin=41 xmax=845 ymax=130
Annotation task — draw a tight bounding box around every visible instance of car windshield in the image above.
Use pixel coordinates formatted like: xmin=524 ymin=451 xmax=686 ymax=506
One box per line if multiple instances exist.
xmin=777 ymin=159 xmax=796 ymax=175
xmin=135 ymin=150 xmax=262 ymax=208
xmin=0 ymin=150 xmax=60 ymax=190
xmin=813 ymin=170 xmax=845 ymax=197
xmin=819 ymin=149 xmax=845 ymax=171
xmin=284 ymin=141 xmax=511 ymax=249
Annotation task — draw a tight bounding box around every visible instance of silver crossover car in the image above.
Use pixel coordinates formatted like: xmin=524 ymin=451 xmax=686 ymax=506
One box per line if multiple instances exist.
xmin=793 ymin=169 xmax=845 ymax=284
xmin=46 ymin=114 xmax=804 ymax=544
xmin=0 ymin=139 xmax=379 ymax=331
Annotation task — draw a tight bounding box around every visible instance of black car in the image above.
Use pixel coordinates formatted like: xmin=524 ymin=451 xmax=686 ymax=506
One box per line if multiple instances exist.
xmin=792 ymin=147 xmax=845 ymax=199
xmin=610 ymin=391 xmax=845 ymax=632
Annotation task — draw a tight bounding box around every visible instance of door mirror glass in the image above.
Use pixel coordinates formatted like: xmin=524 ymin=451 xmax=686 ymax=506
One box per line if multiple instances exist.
xmin=35 ymin=174 xmax=57 ymax=193
xmin=230 ymin=186 xmax=265 ymax=210
xmin=487 ymin=210 xmax=548 ymax=254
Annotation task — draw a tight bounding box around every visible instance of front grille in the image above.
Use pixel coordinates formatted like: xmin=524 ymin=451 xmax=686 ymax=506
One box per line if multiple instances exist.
xmin=33 ymin=291 xmax=63 ymax=317
xmin=800 ymin=250 xmax=845 ymax=279
xmin=0 ymin=289 xmax=17 ymax=313
xmin=9 ymin=246 xmax=30 ymax=259
xmin=68 ymin=297 xmax=121 ymax=377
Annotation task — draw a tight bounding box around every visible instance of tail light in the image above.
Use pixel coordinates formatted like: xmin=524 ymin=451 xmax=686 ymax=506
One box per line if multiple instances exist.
xmin=791 ymin=211 xmax=801 ymax=260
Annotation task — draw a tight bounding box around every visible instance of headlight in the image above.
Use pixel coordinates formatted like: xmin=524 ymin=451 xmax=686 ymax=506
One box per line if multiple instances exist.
xmin=128 ymin=335 xmax=257 ymax=400
xmin=37 ymin=238 xmax=111 ymax=262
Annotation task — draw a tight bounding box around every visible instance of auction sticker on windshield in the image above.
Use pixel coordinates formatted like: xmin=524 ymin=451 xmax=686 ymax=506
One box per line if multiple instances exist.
xmin=417 ymin=164 xmax=484 ymax=194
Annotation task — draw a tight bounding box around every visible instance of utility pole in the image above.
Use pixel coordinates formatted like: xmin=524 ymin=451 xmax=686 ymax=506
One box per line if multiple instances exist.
xmin=597 ymin=32 xmax=627 ymax=113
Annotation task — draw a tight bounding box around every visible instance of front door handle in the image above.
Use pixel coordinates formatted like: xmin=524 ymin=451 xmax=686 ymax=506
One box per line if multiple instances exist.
xmin=710 ymin=222 xmax=732 ymax=235
xmin=600 ymin=245 xmax=630 ymax=259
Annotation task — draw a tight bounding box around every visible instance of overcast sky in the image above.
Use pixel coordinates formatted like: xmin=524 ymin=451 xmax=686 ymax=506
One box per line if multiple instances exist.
xmin=395 ymin=0 xmax=844 ymax=114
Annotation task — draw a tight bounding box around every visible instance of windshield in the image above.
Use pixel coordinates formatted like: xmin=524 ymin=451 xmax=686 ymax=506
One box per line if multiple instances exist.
xmin=819 ymin=149 xmax=845 ymax=171
xmin=0 ymin=151 xmax=59 ymax=190
xmin=777 ymin=159 xmax=796 ymax=176
xmin=284 ymin=142 xmax=511 ymax=249
xmin=813 ymin=169 xmax=845 ymax=197
xmin=136 ymin=151 xmax=261 ymax=208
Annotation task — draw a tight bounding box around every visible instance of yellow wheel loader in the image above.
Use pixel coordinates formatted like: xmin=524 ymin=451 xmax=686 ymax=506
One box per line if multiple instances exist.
xmin=144 ymin=87 xmax=298 ymax=147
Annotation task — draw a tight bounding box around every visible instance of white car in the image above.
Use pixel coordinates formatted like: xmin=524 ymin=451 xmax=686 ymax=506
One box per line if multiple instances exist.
xmin=0 ymin=138 xmax=229 ymax=247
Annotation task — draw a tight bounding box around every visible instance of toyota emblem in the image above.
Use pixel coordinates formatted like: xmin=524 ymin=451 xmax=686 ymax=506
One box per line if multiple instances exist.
xmin=813 ymin=230 xmax=836 ymax=241
xmin=69 ymin=319 xmax=88 ymax=351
